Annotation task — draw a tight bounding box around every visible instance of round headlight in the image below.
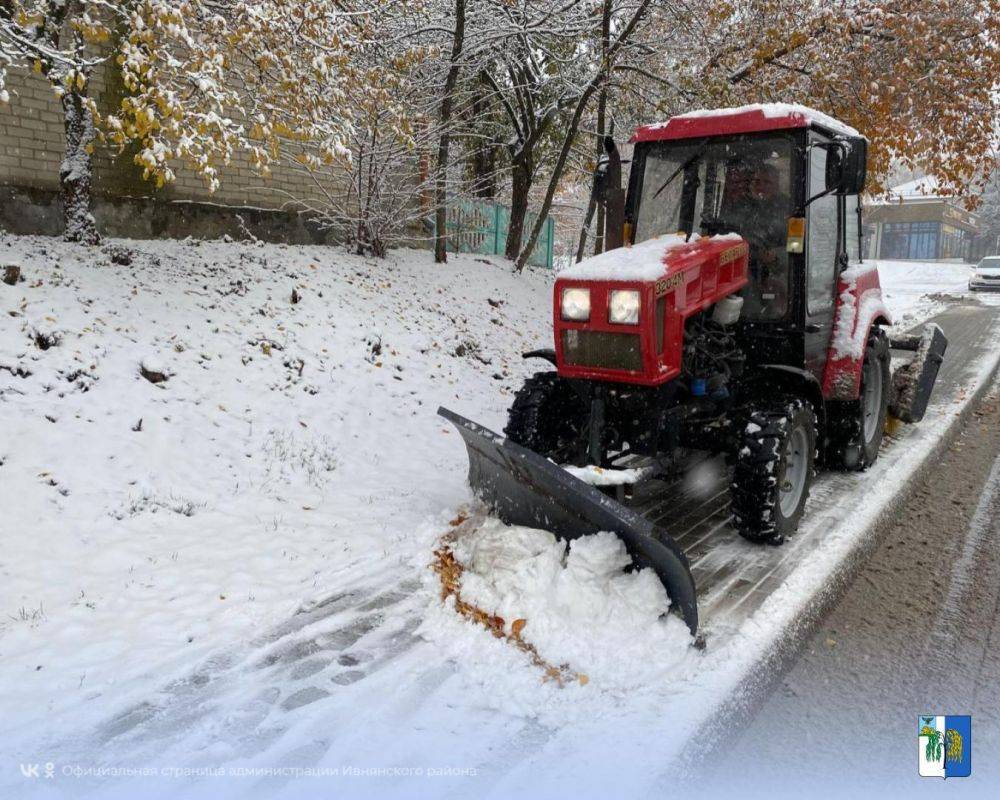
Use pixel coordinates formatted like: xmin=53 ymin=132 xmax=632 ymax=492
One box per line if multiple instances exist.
xmin=561 ymin=287 xmax=591 ymax=321
xmin=609 ymin=289 xmax=640 ymax=325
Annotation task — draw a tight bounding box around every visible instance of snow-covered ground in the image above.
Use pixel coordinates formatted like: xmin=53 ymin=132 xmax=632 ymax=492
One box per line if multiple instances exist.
xmin=0 ymin=234 xmax=551 ymax=733
xmin=872 ymin=258 xmax=991 ymax=326
xmin=1 ymin=235 xmax=996 ymax=798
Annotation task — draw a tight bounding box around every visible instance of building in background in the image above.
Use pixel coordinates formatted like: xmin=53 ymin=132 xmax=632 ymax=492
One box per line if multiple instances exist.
xmin=864 ymin=177 xmax=981 ymax=262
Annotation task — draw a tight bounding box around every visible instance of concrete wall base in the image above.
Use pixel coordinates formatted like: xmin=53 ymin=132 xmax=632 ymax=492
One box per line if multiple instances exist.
xmin=0 ymin=184 xmax=340 ymax=246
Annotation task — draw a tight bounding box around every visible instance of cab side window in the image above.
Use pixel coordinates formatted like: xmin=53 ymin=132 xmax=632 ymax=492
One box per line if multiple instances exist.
xmin=807 ymin=143 xmax=838 ymax=314
xmin=845 ymin=194 xmax=861 ymax=263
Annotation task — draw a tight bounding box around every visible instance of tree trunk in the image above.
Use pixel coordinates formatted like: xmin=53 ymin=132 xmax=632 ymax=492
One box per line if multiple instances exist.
xmin=593 ymin=0 xmax=612 ymax=256
xmin=593 ymin=100 xmax=606 ymax=256
xmin=433 ymin=0 xmax=466 ymax=264
xmin=468 ymin=94 xmax=497 ymax=199
xmin=574 ymin=194 xmax=598 ymax=263
xmin=593 ymin=91 xmax=607 ymax=255
xmin=60 ymin=87 xmax=99 ymax=245
xmin=470 ymin=145 xmax=497 ymax=199
xmin=504 ymin=150 xmax=533 ymax=261
xmin=516 ymin=84 xmax=601 ymax=271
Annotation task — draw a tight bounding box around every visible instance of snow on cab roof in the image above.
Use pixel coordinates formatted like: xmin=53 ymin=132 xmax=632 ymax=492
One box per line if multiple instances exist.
xmin=633 ymin=103 xmax=862 ymax=143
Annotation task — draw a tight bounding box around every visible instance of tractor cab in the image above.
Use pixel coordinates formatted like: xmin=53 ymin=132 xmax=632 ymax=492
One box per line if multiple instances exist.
xmin=623 ymin=106 xmax=869 ymax=379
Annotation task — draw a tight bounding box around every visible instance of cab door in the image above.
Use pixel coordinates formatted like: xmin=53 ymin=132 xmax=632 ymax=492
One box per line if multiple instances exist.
xmin=803 ymin=137 xmax=841 ymax=383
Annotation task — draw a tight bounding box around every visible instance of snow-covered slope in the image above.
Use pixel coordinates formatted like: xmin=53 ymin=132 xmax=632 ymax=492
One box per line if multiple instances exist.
xmin=0 ymin=234 xmax=552 ymax=731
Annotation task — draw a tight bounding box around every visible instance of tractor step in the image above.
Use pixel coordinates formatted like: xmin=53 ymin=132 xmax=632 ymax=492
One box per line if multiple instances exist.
xmin=438 ymin=407 xmax=699 ymax=634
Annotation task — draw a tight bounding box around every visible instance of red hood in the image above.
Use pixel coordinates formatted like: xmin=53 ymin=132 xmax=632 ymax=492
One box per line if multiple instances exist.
xmin=553 ymin=235 xmax=750 ymax=387
xmin=558 ymin=233 xmax=747 ymax=286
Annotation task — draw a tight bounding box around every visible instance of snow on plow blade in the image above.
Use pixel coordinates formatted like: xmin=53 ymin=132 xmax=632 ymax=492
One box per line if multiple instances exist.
xmin=889 ymin=323 xmax=948 ymax=423
xmin=438 ymin=407 xmax=699 ymax=635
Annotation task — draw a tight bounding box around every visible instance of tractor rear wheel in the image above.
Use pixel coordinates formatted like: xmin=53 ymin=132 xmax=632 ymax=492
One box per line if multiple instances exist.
xmin=825 ymin=328 xmax=891 ymax=470
xmin=504 ymin=372 xmax=587 ymax=463
xmin=731 ymin=398 xmax=816 ymax=546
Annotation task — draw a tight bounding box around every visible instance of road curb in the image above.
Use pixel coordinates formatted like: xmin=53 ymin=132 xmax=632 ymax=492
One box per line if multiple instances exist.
xmin=677 ymin=325 xmax=1000 ymax=776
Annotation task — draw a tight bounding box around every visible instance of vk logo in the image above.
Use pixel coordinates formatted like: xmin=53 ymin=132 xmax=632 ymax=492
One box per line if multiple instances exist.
xmin=19 ymin=763 xmax=54 ymax=779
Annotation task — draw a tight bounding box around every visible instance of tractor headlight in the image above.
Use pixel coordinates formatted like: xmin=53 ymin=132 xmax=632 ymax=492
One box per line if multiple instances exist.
xmin=609 ymin=289 xmax=640 ymax=325
xmin=561 ymin=287 xmax=591 ymax=321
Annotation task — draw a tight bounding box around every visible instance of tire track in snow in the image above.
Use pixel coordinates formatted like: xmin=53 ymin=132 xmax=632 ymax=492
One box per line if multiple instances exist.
xmin=29 ymin=567 xmax=431 ymax=789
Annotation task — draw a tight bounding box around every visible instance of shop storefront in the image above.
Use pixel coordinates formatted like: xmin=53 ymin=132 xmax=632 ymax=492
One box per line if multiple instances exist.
xmin=864 ymin=181 xmax=980 ymax=262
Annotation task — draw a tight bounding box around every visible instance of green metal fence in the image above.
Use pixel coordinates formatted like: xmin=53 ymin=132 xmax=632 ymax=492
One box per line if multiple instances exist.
xmin=444 ymin=199 xmax=555 ymax=268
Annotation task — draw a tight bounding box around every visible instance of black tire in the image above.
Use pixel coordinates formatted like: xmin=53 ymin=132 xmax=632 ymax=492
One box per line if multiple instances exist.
xmin=504 ymin=372 xmax=587 ymax=462
xmin=731 ymin=398 xmax=817 ymax=545
xmin=825 ymin=328 xmax=891 ymax=471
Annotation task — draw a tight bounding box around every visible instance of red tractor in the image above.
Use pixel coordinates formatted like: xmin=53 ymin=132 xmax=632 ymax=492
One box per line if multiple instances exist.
xmin=440 ymin=105 xmax=945 ymax=634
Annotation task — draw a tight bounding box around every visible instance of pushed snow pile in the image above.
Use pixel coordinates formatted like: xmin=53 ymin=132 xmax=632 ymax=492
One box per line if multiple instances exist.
xmin=563 ymin=464 xmax=650 ymax=486
xmin=444 ymin=519 xmax=693 ymax=687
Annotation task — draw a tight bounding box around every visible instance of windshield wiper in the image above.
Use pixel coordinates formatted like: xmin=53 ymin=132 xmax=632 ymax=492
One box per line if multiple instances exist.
xmin=651 ymin=138 xmax=710 ymax=200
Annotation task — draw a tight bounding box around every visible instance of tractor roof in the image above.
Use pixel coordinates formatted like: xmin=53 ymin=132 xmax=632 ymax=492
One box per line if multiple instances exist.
xmin=632 ymin=103 xmax=862 ymax=144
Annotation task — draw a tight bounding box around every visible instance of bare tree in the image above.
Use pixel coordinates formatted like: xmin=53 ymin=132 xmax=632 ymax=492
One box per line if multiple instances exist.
xmin=433 ymin=0 xmax=467 ymax=263
xmin=516 ymin=0 xmax=654 ymax=271
xmin=476 ymin=0 xmax=592 ymax=261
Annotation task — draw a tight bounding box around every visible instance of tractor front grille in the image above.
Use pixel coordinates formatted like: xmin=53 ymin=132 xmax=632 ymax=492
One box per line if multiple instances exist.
xmin=562 ymin=330 xmax=642 ymax=372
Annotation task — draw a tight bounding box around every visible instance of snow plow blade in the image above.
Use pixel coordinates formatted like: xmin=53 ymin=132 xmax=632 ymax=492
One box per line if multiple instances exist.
xmin=889 ymin=323 xmax=948 ymax=423
xmin=438 ymin=407 xmax=699 ymax=634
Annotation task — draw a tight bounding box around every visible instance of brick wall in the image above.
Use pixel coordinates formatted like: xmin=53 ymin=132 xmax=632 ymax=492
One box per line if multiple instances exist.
xmin=0 ymin=69 xmax=67 ymax=192
xmin=0 ymin=60 xmax=321 ymax=212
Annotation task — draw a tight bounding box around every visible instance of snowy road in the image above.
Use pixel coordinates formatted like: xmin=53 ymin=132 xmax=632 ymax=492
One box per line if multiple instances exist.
xmin=695 ymin=373 xmax=1000 ymax=799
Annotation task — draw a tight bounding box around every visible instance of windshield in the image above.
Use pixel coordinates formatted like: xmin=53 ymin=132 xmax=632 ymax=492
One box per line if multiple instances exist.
xmin=978 ymin=257 xmax=1000 ymax=272
xmin=635 ymin=135 xmax=794 ymax=319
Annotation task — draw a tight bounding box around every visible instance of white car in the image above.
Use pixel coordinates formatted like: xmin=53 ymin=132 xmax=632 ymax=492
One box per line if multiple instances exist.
xmin=970 ymin=256 xmax=1000 ymax=291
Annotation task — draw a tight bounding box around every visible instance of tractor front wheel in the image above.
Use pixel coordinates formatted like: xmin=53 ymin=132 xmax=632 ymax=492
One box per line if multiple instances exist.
xmin=504 ymin=372 xmax=587 ymax=463
xmin=731 ymin=398 xmax=817 ymax=546
xmin=825 ymin=328 xmax=891 ymax=470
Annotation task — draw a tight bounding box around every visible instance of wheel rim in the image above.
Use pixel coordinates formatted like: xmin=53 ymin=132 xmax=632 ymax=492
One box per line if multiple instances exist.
xmin=862 ymin=357 xmax=883 ymax=442
xmin=779 ymin=425 xmax=809 ymax=518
